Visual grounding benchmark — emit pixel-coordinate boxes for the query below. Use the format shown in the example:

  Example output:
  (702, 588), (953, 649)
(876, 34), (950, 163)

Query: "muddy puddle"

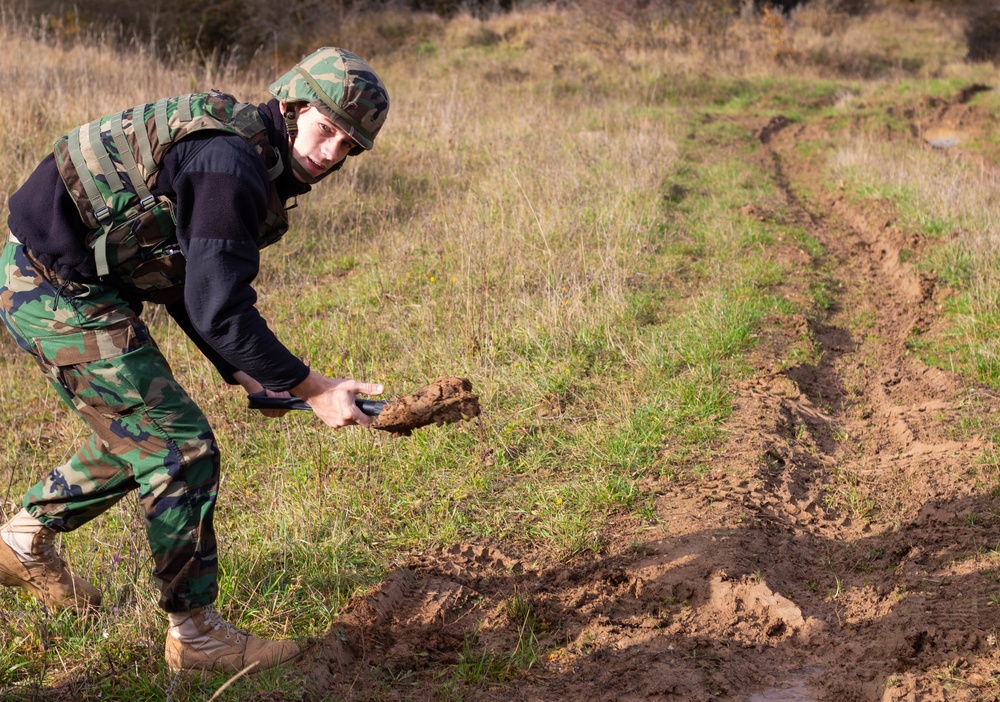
(922, 126), (962, 148)
(748, 666), (824, 701)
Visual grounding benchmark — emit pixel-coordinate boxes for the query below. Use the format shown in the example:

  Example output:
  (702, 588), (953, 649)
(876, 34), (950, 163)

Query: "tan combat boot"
(0, 510), (102, 612)
(165, 605), (300, 675)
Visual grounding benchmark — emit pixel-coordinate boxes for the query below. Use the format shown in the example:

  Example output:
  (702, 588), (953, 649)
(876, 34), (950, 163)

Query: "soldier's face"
(290, 105), (358, 182)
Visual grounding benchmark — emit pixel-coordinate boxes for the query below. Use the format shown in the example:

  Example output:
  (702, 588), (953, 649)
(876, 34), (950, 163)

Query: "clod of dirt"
(372, 376), (480, 436)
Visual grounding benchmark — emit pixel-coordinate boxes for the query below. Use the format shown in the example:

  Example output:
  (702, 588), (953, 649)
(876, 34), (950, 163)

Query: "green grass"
(828, 121), (1000, 396)
(4, 2), (997, 699)
(448, 591), (542, 691)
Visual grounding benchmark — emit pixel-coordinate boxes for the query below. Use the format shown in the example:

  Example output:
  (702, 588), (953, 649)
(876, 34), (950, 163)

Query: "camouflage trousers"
(0, 236), (219, 612)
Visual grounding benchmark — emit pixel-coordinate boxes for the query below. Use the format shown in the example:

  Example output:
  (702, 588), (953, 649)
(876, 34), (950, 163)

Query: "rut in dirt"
(743, 113), (984, 534)
(703, 114), (999, 700)
(301, 109), (1000, 702)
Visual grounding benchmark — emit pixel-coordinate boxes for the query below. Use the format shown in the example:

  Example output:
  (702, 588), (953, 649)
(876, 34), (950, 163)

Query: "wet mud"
(303, 91), (1000, 701)
(373, 376), (480, 436)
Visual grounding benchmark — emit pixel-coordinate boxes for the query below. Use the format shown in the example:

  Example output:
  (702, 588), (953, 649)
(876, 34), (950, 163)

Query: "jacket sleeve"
(160, 133), (311, 391)
(164, 300), (240, 384)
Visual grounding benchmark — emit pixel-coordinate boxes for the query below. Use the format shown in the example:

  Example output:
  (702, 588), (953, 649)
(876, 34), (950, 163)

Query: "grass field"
(2, 2), (1000, 700)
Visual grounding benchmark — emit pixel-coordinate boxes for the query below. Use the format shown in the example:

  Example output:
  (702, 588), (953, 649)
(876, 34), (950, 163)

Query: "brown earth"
(300, 95), (1000, 701)
(373, 376), (480, 437)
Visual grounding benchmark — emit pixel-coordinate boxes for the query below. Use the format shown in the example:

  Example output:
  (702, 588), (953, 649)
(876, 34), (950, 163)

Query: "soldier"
(0, 47), (389, 675)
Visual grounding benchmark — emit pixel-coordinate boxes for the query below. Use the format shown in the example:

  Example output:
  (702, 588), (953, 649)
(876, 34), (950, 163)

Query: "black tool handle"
(247, 392), (385, 416)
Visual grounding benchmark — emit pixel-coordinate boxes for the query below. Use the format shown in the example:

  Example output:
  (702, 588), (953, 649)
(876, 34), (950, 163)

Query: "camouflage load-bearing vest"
(53, 90), (288, 303)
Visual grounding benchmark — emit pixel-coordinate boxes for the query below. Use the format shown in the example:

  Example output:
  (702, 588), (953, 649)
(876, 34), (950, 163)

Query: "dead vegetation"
(3, 2), (1000, 701)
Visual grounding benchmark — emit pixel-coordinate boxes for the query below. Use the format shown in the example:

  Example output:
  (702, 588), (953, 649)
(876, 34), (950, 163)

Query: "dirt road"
(302, 98), (1000, 702)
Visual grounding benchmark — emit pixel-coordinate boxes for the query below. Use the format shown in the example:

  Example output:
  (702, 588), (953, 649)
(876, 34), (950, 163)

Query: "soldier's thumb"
(359, 382), (384, 397)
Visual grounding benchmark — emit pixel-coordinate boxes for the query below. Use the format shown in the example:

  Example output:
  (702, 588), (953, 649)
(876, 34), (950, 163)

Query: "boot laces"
(200, 605), (246, 643)
(32, 530), (64, 569)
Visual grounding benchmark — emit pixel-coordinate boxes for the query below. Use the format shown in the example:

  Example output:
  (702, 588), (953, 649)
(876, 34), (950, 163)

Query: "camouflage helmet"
(269, 47), (389, 153)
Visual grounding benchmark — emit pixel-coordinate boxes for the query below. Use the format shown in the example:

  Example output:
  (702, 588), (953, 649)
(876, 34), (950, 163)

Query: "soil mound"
(373, 376), (480, 436)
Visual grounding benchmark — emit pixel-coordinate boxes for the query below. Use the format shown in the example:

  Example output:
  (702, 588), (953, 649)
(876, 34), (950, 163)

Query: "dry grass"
(828, 116), (1000, 381)
(2, 1), (1000, 699)
(0, 5), (686, 698)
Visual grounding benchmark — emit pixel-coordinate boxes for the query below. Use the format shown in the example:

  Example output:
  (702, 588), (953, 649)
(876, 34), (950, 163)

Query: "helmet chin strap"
(283, 102), (299, 145)
(283, 101), (346, 185)
(291, 156), (321, 185)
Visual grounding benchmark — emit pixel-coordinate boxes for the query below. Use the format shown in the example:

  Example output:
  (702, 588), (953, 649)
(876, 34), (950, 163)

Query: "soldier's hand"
(291, 372), (384, 428)
(233, 371), (291, 418)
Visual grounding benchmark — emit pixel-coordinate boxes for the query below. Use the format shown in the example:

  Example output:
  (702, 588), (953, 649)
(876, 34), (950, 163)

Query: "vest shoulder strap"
(53, 91), (282, 277)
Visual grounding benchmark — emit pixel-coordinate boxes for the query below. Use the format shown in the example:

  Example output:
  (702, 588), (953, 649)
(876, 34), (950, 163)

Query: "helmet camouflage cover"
(269, 47), (389, 152)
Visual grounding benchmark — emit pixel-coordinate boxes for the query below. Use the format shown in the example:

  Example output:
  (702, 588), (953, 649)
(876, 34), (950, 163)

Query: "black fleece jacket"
(7, 98), (314, 392)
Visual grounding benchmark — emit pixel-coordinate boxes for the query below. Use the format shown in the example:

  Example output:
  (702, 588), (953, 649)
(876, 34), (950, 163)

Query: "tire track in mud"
(711, 114), (1000, 700)
(302, 110), (1000, 702)
(745, 114), (986, 536)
